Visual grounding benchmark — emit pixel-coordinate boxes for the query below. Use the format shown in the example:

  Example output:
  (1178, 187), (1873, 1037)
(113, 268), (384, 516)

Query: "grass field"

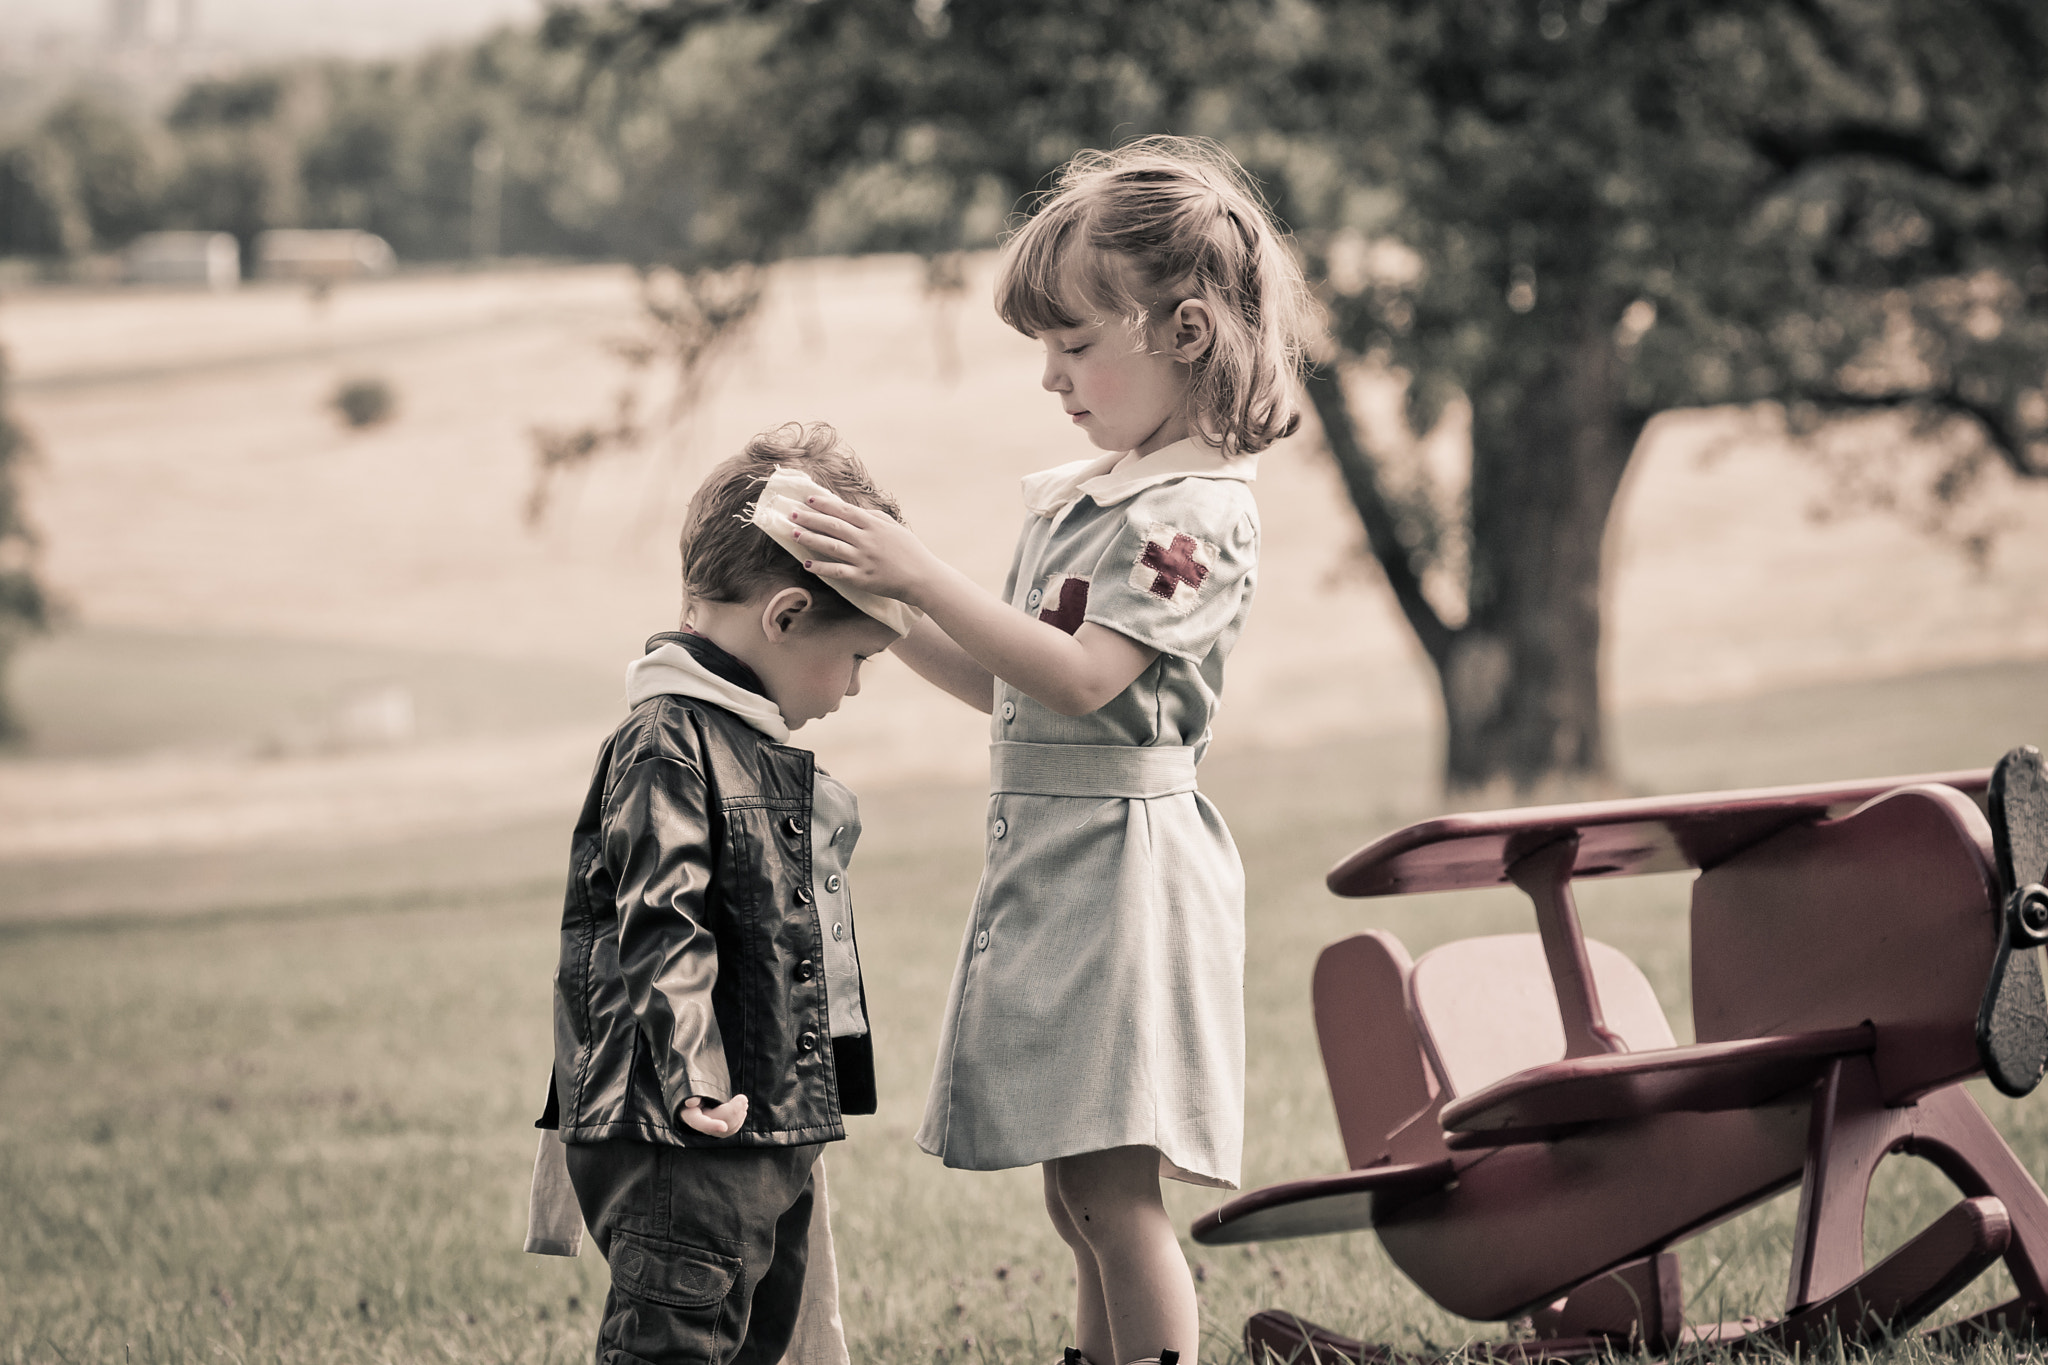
(5, 657), (2048, 1365)
(6, 257), (2048, 1362)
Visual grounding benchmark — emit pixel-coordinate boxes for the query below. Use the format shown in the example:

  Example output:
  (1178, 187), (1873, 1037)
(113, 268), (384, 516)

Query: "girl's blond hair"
(996, 136), (1313, 456)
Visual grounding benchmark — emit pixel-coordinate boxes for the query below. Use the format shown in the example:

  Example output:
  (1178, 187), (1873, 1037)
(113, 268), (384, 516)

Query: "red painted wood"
(1190, 1159), (1458, 1244)
(1326, 770), (1991, 898)
(1312, 933), (1441, 1169)
(1763, 1195), (2010, 1346)
(1438, 1026), (1874, 1146)
(1529, 1254), (1682, 1351)
(1691, 784), (1999, 1102)
(1216, 759), (2048, 1360)
(1408, 936), (1674, 1098)
(1372, 1104), (1812, 1319)
(1508, 836), (1626, 1059)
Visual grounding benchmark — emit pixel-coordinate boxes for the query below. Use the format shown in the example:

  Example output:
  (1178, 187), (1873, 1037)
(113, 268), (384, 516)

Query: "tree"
(1, 91), (163, 260)
(548, 0), (2048, 794)
(1250, 0), (2048, 793)
(0, 344), (53, 740)
(160, 73), (305, 262)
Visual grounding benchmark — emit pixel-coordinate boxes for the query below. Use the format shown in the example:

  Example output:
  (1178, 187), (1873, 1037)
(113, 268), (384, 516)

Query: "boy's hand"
(678, 1093), (749, 1136)
(787, 494), (938, 605)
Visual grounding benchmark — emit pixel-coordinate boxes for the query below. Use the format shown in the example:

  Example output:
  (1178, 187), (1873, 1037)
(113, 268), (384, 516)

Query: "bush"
(330, 375), (396, 429)
(0, 344), (53, 739)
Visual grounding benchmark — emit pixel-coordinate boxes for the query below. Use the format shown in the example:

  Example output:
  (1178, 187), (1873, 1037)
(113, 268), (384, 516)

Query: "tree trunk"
(1450, 321), (1642, 796)
(1307, 319), (1645, 800)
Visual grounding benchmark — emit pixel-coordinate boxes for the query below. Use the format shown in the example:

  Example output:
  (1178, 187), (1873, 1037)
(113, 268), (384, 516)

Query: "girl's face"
(1038, 313), (1192, 457)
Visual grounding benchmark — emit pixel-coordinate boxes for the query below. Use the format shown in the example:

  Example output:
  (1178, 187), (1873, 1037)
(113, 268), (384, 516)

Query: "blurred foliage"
(0, 344), (54, 741)
(532, 0), (1265, 262)
(0, 26), (762, 267)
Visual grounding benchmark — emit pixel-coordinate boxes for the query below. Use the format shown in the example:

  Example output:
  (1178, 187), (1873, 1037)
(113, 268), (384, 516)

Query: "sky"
(1, 0), (546, 58)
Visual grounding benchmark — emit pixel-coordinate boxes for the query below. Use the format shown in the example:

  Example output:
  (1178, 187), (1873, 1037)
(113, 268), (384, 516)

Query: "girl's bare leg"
(1047, 1146), (1198, 1365)
(1043, 1163), (1114, 1364)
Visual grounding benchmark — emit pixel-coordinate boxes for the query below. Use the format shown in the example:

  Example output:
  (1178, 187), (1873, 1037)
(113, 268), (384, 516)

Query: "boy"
(526, 422), (917, 1365)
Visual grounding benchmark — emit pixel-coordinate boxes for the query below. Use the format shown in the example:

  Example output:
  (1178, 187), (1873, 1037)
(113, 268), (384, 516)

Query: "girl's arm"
(791, 496), (1159, 717)
(893, 616), (997, 714)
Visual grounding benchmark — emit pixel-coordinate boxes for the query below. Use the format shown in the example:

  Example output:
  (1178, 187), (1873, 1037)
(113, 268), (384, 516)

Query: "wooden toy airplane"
(1194, 747), (2048, 1361)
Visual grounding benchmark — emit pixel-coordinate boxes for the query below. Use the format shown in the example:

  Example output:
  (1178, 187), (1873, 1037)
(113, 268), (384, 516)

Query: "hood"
(626, 639), (790, 743)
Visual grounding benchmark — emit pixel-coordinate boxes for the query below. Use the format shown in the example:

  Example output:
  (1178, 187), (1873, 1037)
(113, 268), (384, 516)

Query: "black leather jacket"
(540, 677), (876, 1148)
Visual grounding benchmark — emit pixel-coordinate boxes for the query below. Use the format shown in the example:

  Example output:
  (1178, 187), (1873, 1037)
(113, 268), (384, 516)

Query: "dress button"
(1026, 588), (1042, 609)
(992, 817), (1008, 839)
(794, 959), (815, 982)
(782, 814), (806, 837)
(975, 929), (990, 951)
(825, 874), (842, 893)
(1000, 701), (1016, 722)
(832, 921), (845, 941)
(795, 887), (813, 905)
(798, 1031), (817, 1053)
(832, 825), (847, 844)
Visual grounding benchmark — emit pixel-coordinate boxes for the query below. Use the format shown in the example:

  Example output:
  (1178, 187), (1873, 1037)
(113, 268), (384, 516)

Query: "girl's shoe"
(1061, 1351), (1093, 1365)
(1123, 1353), (1180, 1365)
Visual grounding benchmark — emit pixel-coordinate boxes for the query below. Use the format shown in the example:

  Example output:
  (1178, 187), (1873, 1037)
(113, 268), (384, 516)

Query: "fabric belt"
(990, 741), (1198, 800)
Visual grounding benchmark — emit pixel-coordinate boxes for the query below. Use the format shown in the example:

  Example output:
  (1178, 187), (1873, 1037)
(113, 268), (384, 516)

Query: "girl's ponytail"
(997, 136), (1316, 456)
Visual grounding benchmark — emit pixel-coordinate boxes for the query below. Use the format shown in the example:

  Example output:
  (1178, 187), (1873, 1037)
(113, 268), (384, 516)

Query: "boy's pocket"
(599, 1228), (741, 1365)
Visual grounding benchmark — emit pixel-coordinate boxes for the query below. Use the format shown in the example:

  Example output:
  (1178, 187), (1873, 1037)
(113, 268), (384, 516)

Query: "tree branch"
(1795, 385), (2043, 479)
(1747, 124), (1993, 188)
(1302, 364), (1456, 670)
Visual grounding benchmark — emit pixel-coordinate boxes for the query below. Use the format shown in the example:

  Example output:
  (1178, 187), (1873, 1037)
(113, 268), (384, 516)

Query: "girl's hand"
(678, 1093), (748, 1136)
(795, 489), (1158, 716)
(787, 494), (939, 605)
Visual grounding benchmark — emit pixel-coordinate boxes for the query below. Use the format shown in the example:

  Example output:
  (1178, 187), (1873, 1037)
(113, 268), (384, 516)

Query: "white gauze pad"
(748, 468), (923, 638)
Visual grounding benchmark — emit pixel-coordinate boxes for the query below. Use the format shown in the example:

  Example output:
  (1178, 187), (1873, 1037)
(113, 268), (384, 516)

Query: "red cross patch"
(1127, 524), (1215, 613)
(1037, 575), (1090, 635)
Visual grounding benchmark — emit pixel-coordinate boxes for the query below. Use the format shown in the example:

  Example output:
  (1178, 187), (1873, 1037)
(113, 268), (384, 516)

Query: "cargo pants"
(566, 1139), (821, 1365)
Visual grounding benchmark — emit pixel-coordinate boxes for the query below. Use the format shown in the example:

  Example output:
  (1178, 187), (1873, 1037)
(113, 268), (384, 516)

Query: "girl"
(789, 136), (1312, 1365)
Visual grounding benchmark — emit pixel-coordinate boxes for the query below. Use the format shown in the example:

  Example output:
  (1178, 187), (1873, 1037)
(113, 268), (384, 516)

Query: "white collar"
(625, 641), (790, 743)
(1020, 437), (1259, 519)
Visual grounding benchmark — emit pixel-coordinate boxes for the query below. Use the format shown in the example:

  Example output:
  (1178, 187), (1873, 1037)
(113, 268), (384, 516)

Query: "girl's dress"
(915, 437), (1259, 1189)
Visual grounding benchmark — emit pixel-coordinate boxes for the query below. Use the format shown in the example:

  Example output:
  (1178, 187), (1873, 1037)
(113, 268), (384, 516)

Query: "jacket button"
(825, 874), (842, 893)
(795, 886), (813, 905)
(992, 817), (1008, 839)
(1000, 701), (1016, 722)
(975, 929), (990, 951)
(795, 959), (815, 981)
(832, 921), (845, 941)
(798, 1031), (818, 1052)
(783, 815), (806, 837)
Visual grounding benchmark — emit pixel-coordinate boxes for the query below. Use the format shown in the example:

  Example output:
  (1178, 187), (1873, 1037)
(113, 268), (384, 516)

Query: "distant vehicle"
(124, 232), (240, 290)
(254, 230), (397, 282)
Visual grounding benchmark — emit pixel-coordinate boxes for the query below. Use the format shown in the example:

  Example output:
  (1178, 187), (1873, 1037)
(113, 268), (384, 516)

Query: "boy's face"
(756, 608), (900, 729)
